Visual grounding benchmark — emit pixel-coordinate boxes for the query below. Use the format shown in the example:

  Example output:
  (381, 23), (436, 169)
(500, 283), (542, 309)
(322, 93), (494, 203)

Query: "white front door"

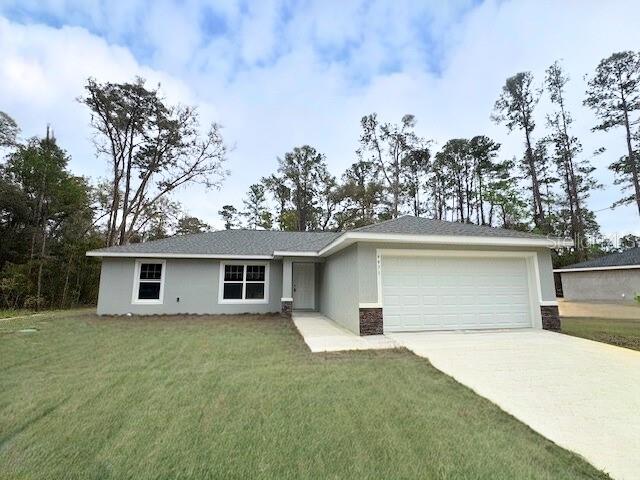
(382, 255), (533, 332)
(293, 263), (315, 310)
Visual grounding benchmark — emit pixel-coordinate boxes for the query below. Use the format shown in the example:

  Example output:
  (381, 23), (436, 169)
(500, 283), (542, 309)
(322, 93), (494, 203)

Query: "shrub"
(23, 295), (46, 310)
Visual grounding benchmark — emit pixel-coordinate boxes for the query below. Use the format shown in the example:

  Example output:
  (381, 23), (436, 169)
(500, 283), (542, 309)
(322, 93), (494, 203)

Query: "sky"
(0, 0), (639, 238)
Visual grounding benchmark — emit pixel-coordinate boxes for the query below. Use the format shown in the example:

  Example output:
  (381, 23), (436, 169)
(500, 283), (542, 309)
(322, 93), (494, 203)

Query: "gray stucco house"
(87, 216), (570, 335)
(555, 247), (640, 303)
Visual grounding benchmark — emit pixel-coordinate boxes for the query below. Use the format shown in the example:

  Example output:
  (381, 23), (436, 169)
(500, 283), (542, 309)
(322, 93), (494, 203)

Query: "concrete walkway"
(292, 312), (397, 352)
(388, 329), (640, 480)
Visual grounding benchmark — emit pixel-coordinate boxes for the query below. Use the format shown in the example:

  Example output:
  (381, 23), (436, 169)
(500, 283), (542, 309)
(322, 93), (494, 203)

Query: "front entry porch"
(280, 258), (321, 315)
(292, 262), (315, 309)
(292, 311), (397, 352)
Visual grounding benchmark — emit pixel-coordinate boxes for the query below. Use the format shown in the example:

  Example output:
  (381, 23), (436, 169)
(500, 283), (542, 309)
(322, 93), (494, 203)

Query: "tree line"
(1, 51), (639, 309)
(222, 53), (640, 265)
(0, 79), (228, 309)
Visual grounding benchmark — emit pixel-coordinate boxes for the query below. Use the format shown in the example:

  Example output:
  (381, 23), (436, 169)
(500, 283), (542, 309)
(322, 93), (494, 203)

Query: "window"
(219, 263), (269, 304)
(132, 260), (165, 304)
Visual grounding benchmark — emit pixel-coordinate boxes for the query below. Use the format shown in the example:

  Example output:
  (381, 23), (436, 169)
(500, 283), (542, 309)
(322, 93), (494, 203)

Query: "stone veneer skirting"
(359, 307), (383, 336)
(357, 306), (560, 333)
(540, 305), (561, 331)
(281, 300), (293, 317)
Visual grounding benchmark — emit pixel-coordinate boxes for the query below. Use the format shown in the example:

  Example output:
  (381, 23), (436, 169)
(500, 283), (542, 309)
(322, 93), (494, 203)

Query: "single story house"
(87, 216), (571, 335)
(555, 247), (640, 302)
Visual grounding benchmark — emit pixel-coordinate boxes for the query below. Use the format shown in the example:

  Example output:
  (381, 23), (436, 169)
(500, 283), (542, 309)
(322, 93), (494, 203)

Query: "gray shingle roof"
(352, 215), (549, 239)
(560, 247), (640, 270)
(90, 230), (340, 256)
(88, 215), (560, 257)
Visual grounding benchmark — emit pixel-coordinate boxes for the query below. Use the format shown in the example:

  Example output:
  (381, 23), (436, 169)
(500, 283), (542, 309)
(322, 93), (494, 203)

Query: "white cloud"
(0, 0), (639, 238)
(0, 17), (205, 182)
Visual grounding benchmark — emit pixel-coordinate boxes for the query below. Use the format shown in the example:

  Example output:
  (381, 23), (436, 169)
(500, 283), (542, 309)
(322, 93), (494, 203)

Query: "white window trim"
(218, 261), (270, 304)
(131, 259), (166, 305)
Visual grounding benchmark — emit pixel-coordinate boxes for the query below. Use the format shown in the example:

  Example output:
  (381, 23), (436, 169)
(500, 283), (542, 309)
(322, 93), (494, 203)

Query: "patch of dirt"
(85, 312), (287, 327)
(559, 300), (640, 320)
(596, 334), (640, 351)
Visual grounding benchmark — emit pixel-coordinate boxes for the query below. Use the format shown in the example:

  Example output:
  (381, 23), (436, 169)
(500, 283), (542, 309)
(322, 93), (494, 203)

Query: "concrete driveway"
(388, 330), (640, 480)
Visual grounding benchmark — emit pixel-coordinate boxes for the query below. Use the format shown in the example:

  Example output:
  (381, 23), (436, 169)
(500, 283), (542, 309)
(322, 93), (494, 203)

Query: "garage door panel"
(418, 276), (439, 287)
(383, 295), (401, 306)
(402, 305), (426, 315)
(493, 294), (518, 305)
(382, 255), (532, 332)
(400, 295), (420, 305)
(456, 276), (476, 287)
(458, 294), (477, 305)
(421, 295), (438, 305)
(385, 274), (402, 288)
(439, 276), (459, 287)
(433, 313), (458, 325)
(402, 275), (419, 288)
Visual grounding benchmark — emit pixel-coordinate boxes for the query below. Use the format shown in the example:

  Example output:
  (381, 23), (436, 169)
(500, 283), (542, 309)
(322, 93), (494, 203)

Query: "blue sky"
(0, 0), (639, 237)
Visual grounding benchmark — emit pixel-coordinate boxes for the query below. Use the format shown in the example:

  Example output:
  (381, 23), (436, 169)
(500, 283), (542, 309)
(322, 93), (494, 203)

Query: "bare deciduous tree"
(81, 77), (228, 245)
(359, 113), (420, 218)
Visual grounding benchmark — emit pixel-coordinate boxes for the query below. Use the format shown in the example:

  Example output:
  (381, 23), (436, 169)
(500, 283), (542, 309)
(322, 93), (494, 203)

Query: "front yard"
(0, 309), (33, 319)
(1, 311), (607, 479)
(561, 316), (640, 351)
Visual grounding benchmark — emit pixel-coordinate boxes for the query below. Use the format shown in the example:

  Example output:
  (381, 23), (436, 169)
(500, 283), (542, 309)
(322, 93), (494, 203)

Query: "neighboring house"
(87, 216), (571, 335)
(555, 247), (640, 303)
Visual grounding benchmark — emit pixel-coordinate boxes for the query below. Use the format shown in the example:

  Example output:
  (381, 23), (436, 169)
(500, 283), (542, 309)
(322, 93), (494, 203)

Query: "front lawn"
(1, 311), (607, 479)
(0, 309), (33, 319)
(561, 316), (640, 351)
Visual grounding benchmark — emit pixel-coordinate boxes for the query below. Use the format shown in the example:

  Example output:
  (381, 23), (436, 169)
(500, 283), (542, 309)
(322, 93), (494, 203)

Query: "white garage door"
(382, 255), (533, 332)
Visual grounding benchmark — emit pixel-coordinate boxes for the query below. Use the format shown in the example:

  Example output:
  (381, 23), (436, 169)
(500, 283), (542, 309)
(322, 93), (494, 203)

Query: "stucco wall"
(561, 269), (640, 302)
(97, 258), (282, 315)
(356, 243), (556, 304)
(318, 244), (359, 333)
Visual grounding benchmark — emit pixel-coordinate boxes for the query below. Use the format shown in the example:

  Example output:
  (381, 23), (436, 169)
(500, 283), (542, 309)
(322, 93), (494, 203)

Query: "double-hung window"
(219, 263), (269, 303)
(132, 259), (165, 304)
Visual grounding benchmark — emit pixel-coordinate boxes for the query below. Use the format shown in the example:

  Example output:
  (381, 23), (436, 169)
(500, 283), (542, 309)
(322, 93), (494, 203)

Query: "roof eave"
(554, 264), (640, 273)
(272, 250), (320, 257)
(85, 251), (274, 259)
(319, 232), (573, 257)
(86, 233), (573, 259)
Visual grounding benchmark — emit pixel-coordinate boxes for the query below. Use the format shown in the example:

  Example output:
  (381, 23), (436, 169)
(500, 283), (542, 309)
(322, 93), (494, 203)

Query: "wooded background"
(1, 52), (639, 310)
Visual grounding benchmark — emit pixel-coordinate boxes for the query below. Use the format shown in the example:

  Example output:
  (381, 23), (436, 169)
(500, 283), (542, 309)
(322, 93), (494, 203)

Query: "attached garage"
(380, 250), (540, 332)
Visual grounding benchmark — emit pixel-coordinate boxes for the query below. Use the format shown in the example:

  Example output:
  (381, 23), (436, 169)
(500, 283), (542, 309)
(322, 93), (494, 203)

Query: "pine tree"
(218, 205), (239, 230)
(584, 51), (640, 215)
(242, 184), (269, 229)
(492, 72), (547, 230)
(546, 61), (600, 258)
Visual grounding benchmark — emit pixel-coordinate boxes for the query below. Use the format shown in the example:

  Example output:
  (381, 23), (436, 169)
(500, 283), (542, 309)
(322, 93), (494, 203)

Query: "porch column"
(281, 258), (293, 316)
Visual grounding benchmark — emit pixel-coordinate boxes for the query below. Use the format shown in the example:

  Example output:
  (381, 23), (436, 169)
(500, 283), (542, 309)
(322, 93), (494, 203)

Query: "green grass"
(562, 316), (640, 351)
(1, 311), (608, 479)
(0, 309), (33, 319)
